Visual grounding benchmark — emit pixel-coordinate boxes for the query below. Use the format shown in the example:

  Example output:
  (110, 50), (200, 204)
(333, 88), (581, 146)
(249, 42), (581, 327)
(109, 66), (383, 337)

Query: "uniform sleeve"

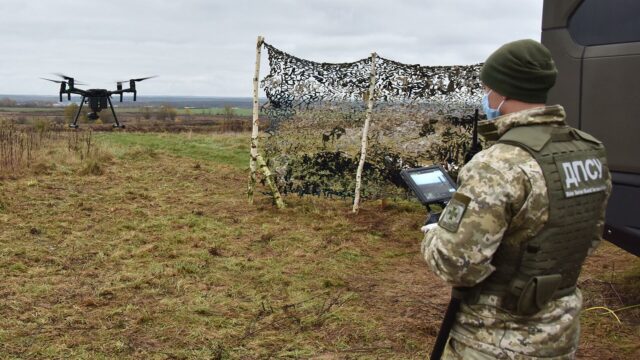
(421, 160), (525, 287)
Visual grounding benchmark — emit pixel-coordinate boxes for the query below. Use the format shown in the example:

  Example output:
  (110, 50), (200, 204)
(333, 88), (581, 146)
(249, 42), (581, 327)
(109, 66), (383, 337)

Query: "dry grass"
(0, 124), (109, 179)
(0, 131), (637, 359)
(577, 243), (640, 359)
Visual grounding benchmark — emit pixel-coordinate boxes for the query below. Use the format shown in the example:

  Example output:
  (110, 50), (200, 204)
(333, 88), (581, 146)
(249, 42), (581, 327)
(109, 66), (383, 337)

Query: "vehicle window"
(568, 0), (640, 46)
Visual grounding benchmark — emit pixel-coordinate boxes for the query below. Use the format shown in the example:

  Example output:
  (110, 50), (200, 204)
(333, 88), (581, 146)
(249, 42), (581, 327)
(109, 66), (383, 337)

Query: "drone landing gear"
(107, 96), (124, 129)
(70, 95), (86, 129)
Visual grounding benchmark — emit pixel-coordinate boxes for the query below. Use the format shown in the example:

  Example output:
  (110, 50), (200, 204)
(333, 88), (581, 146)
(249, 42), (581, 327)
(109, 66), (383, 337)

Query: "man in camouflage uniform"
(422, 39), (611, 359)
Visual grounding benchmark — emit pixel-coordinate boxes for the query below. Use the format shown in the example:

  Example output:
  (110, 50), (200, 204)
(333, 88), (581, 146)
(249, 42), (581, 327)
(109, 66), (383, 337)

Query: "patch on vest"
(438, 192), (471, 233)
(555, 154), (607, 198)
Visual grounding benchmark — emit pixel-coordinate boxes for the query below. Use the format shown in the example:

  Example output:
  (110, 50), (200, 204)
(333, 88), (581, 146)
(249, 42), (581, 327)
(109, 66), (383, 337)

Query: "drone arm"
(109, 89), (127, 102)
(66, 88), (87, 98)
(112, 76), (153, 103)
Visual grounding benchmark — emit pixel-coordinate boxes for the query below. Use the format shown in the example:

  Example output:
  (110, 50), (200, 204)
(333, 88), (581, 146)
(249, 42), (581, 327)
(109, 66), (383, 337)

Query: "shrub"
(79, 159), (103, 176)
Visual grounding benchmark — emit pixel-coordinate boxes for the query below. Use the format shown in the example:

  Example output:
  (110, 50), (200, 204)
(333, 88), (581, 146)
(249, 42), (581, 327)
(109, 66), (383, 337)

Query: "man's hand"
(421, 223), (438, 233)
(420, 222), (438, 255)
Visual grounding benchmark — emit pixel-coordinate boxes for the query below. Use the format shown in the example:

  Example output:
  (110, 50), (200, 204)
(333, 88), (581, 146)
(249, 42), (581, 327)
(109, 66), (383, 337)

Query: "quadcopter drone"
(42, 74), (155, 128)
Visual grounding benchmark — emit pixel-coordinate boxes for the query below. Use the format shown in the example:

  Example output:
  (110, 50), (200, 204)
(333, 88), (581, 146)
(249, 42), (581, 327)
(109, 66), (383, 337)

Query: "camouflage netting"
(260, 43), (486, 199)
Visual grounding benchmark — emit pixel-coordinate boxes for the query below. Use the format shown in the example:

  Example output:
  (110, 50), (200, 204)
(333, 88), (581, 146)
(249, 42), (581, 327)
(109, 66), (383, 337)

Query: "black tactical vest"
(471, 124), (609, 315)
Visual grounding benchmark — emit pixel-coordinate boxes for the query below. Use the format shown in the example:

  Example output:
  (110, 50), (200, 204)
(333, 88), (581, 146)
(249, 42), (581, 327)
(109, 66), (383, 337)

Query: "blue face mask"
(482, 90), (505, 120)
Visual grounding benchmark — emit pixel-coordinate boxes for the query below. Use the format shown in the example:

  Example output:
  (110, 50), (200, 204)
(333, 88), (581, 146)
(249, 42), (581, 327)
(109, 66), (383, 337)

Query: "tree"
(222, 104), (240, 132)
(167, 106), (177, 121)
(63, 103), (87, 123)
(0, 97), (17, 107)
(141, 107), (152, 120)
(181, 108), (192, 123)
(156, 105), (177, 121)
(63, 103), (79, 123)
(223, 104), (235, 120)
(99, 110), (113, 124)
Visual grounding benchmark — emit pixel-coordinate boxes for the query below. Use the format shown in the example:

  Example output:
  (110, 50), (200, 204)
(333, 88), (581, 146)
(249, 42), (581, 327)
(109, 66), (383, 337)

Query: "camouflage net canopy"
(261, 42), (486, 199)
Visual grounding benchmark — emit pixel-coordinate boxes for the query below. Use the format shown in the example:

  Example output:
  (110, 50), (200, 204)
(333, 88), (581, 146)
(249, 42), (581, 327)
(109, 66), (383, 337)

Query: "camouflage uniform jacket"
(422, 105), (611, 359)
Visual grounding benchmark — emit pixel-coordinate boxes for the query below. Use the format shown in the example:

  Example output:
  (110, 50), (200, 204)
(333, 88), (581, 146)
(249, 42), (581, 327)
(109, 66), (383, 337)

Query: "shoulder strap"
(498, 125), (554, 152)
(573, 128), (603, 146)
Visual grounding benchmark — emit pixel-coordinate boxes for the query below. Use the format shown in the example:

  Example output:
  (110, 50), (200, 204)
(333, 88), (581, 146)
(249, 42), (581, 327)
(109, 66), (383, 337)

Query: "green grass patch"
(176, 107), (254, 117)
(95, 132), (249, 168)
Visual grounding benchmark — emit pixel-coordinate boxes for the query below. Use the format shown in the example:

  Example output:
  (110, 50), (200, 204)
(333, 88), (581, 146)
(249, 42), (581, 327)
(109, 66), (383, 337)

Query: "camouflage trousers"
(442, 338), (499, 359)
(441, 337), (577, 360)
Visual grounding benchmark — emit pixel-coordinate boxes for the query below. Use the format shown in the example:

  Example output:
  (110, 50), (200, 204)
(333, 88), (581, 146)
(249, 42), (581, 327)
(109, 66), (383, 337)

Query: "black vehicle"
(542, 0), (640, 255)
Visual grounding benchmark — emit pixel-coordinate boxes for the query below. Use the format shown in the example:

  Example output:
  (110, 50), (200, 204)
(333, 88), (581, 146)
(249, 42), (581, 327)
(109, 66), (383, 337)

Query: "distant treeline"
(0, 95), (261, 109)
(0, 97), (54, 108)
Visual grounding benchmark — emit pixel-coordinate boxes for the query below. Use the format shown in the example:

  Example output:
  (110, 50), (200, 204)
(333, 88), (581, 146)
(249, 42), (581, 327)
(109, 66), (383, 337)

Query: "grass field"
(0, 131), (638, 359)
(174, 108), (253, 117)
(98, 107), (254, 116)
(95, 133), (248, 167)
(0, 107), (56, 113)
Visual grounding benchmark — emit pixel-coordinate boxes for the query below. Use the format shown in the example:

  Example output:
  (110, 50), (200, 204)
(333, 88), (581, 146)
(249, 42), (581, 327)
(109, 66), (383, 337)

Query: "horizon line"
(0, 93), (258, 99)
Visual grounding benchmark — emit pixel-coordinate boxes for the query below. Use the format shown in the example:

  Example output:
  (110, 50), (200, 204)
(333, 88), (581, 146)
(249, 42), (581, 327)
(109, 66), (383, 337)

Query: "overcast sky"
(0, 0), (543, 97)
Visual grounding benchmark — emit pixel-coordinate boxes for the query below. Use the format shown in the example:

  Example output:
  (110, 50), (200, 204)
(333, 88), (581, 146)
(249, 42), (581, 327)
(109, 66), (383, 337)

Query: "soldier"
(422, 39), (611, 359)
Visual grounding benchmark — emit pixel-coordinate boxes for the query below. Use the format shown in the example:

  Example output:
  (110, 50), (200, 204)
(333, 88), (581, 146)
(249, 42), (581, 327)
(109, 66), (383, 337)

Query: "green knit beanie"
(480, 39), (557, 103)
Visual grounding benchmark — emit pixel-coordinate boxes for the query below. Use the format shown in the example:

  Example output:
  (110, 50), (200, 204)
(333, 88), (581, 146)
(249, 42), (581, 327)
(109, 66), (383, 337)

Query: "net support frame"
(248, 35), (285, 209)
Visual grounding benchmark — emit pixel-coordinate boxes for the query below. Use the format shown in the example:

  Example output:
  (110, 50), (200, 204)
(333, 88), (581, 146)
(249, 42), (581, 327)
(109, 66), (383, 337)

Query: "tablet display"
(401, 165), (457, 205)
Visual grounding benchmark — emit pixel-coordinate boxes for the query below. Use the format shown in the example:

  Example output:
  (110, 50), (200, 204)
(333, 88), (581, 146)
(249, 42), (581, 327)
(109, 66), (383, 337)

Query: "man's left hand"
(421, 223), (438, 233)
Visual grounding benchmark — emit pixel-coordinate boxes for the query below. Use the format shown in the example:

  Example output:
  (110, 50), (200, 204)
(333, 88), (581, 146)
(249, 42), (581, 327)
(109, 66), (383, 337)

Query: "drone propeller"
(132, 76), (156, 82)
(54, 73), (74, 81)
(115, 76), (156, 102)
(41, 77), (65, 84)
(116, 76), (157, 84)
(52, 73), (86, 86)
(120, 76), (156, 83)
(42, 78), (69, 101)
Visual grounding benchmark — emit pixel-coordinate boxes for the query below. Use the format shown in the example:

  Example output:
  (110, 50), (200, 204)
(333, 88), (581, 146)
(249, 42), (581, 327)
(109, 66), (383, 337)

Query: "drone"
(41, 74), (155, 128)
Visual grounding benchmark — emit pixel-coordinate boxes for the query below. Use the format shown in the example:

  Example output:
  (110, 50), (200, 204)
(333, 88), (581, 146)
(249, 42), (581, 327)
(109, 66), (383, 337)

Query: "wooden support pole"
(352, 52), (377, 213)
(256, 154), (286, 209)
(248, 35), (264, 204)
(248, 36), (286, 209)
